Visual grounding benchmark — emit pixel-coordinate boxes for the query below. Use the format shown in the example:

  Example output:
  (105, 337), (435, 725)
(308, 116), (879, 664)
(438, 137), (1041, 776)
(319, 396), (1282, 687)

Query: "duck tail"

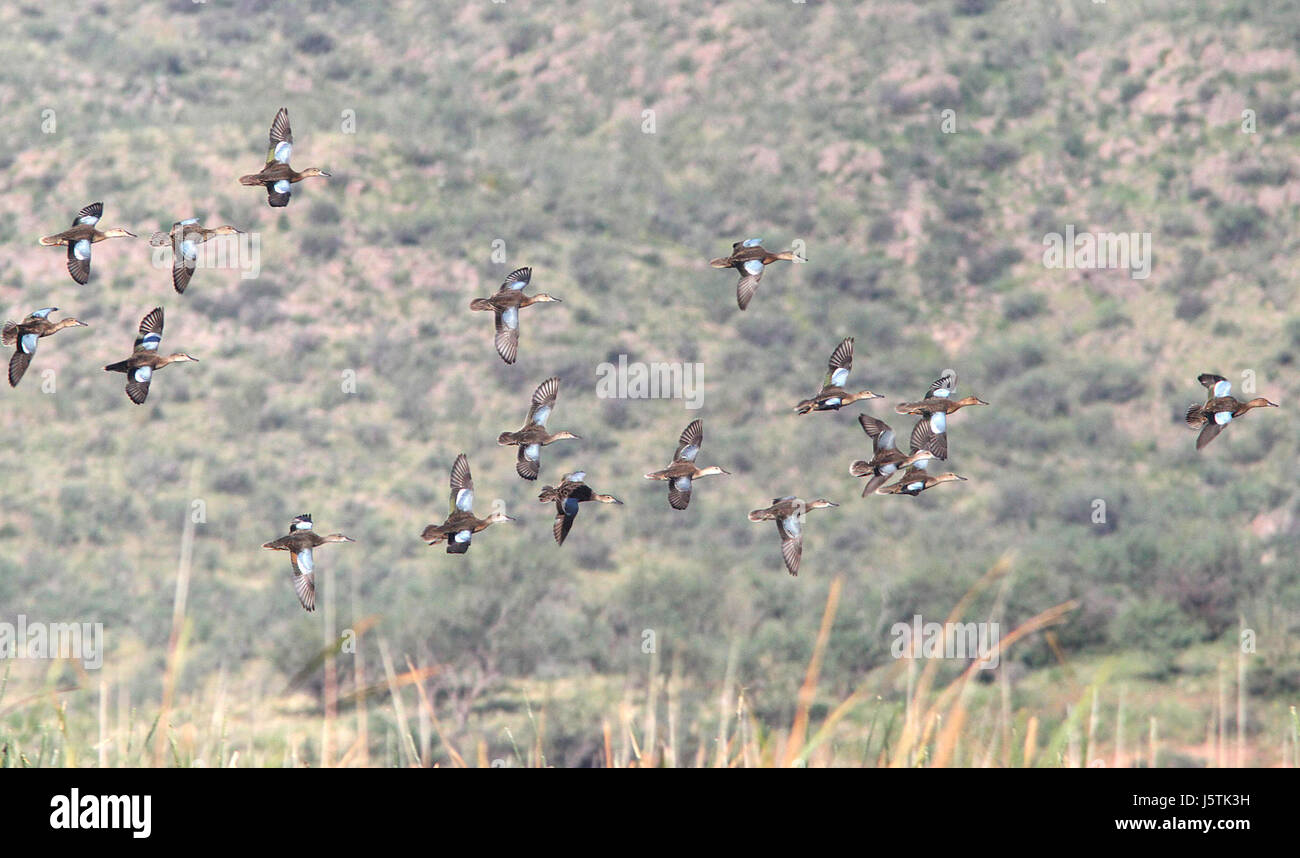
(848, 460), (873, 478)
(238, 174), (265, 187)
(149, 231), (172, 247)
(38, 234), (61, 246)
(1, 322), (17, 347)
(1185, 403), (1206, 427)
(469, 298), (494, 311)
(104, 359), (129, 373)
(747, 509), (768, 522)
(794, 399), (815, 415)
(708, 257), (731, 268)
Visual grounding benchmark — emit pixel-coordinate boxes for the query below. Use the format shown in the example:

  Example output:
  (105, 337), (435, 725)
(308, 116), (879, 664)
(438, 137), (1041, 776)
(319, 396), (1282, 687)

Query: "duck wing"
(8, 342), (34, 387)
(776, 517), (802, 576)
(858, 413), (896, 453)
(735, 259), (765, 311)
(501, 267), (532, 292)
(266, 108), (293, 164)
(926, 369), (957, 399)
(516, 443), (542, 480)
(66, 240), (91, 285)
(553, 496), (579, 545)
(288, 547), (316, 612)
(494, 306), (520, 364)
(135, 307), (164, 351)
(1195, 420), (1225, 450)
(823, 337), (854, 389)
(1197, 373), (1231, 398)
(668, 475), (693, 510)
(448, 453), (474, 514)
(525, 376), (559, 427)
(673, 418), (703, 462)
(909, 415), (947, 461)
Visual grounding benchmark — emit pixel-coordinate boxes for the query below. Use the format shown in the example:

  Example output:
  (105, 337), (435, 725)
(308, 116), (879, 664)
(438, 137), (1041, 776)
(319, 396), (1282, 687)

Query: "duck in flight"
(497, 376), (581, 480)
(2, 308), (87, 387)
(644, 418), (730, 509)
(261, 514), (355, 612)
(149, 219), (244, 293)
(795, 337), (883, 414)
(748, 496), (838, 576)
(1186, 373), (1278, 450)
(239, 108), (331, 207)
(102, 307), (199, 404)
(709, 238), (805, 311)
(469, 267), (561, 364)
(39, 202), (136, 285)
(895, 369), (987, 461)
(421, 454), (515, 553)
(875, 468), (967, 497)
(538, 471), (622, 545)
(849, 414), (935, 496)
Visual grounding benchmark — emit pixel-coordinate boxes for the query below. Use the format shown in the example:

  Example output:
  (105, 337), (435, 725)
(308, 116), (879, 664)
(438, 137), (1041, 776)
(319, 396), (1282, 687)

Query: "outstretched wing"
(8, 337), (35, 387)
(449, 453), (474, 514)
(288, 548), (316, 612)
(526, 376), (560, 427)
(125, 365), (153, 405)
(673, 418), (703, 462)
(858, 414), (896, 453)
(67, 240), (91, 285)
(823, 337), (854, 388)
(517, 443), (542, 480)
(927, 369), (957, 399)
(266, 108), (293, 164)
(500, 267), (532, 293)
(494, 307), (520, 364)
(777, 518), (803, 576)
(1196, 421), (1225, 450)
(668, 475), (693, 510)
(553, 496), (579, 545)
(172, 234), (200, 293)
(135, 307), (164, 351)
(736, 259), (765, 310)
(73, 202), (103, 226)
(1197, 373), (1231, 398)
(910, 415), (948, 461)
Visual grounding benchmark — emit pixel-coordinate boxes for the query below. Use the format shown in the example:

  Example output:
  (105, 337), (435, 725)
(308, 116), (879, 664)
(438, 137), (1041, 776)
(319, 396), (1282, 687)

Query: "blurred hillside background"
(1, 0), (1298, 767)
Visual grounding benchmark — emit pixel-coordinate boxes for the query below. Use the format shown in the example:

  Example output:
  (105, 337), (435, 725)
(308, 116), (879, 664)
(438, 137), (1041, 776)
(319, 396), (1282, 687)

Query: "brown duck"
(895, 369), (988, 461)
(875, 468), (967, 497)
(795, 337), (883, 414)
(239, 108), (330, 207)
(497, 376), (581, 479)
(103, 308), (199, 404)
(849, 414), (936, 496)
(644, 418), (730, 509)
(1185, 373), (1278, 450)
(421, 454), (514, 553)
(469, 267), (561, 364)
(149, 219), (244, 293)
(261, 514), (355, 612)
(537, 471), (622, 546)
(710, 238), (804, 310)
(39, 202), (136, 285)
(2, 308), (87, 388)
(747, 496), (838, 576)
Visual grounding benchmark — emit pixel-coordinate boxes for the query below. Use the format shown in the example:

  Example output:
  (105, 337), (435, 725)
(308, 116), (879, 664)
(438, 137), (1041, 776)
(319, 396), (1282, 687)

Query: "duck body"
(39, 203), (137, 284)
(644, 419), (729, 509)
(2, 308), (87, 387)
(469, 267), (561, 364)
(239, 108), (330, 207)
(497, 377), (580, 479)
(421, 454), (514, 553)
(538, 471), (622, 545)
(876, 468), (967, 497)
(102, 307), (199, 404)
(747, 496), (838, 576)
(1186, 373), (1278, 449)
(710, 238), (804, 310)
(149, 219), (243, 293)
(261, 514), (355, 612)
